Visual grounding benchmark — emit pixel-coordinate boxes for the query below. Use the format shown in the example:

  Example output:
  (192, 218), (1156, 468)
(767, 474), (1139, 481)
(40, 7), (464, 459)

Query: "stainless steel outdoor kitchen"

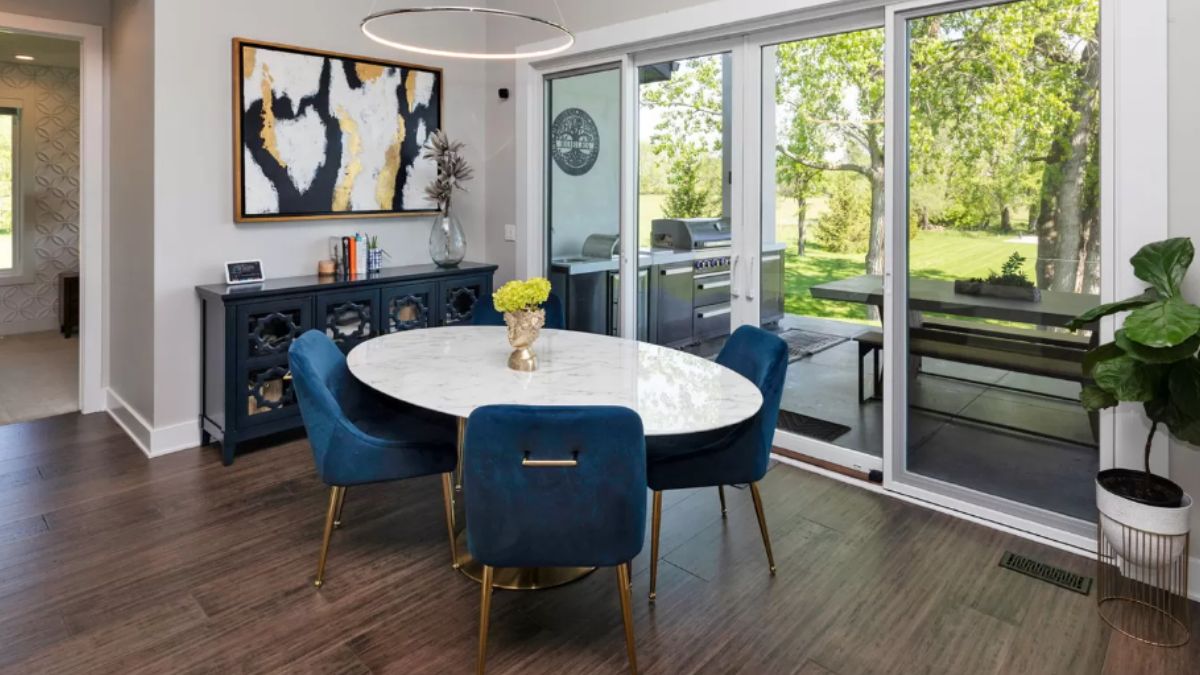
(549, 218), (785, 347)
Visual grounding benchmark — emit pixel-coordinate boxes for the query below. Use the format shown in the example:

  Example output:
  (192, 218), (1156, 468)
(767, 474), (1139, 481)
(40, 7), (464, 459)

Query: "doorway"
(0, 23), (95, 424)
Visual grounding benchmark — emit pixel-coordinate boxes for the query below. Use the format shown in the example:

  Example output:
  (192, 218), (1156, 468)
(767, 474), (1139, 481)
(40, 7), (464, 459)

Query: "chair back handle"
(521, 452), (578, 468)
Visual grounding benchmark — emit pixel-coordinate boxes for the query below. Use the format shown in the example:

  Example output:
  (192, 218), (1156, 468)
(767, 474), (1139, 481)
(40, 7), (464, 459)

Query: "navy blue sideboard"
(196, 262), (496, 465)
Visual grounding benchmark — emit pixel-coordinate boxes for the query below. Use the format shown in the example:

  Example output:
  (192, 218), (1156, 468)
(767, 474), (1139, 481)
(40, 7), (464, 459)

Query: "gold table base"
(452, 531), (595, 590)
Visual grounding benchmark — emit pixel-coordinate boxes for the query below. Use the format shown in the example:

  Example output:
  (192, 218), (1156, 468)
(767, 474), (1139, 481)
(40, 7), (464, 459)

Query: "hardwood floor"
(0, 412), (1196, 674)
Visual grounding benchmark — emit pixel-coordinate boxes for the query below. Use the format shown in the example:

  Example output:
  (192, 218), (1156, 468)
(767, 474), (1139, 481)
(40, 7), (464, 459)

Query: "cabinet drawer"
(237, 296), (313, 362)
(694, 303), (731, 341)
(381, 282), (437, 332)
(693, 272), (731, 308)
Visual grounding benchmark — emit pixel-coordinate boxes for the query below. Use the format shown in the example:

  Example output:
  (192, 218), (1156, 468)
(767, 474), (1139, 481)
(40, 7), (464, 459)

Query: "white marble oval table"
(347, 326), (763, 589)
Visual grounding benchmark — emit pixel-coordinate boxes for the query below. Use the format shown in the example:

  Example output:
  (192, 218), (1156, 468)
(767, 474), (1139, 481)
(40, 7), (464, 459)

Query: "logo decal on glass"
(550, 108), (600, 176)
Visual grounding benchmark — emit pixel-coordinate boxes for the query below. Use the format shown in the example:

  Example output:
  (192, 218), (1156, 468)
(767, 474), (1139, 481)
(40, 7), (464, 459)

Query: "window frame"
(0, 101), (29, 285)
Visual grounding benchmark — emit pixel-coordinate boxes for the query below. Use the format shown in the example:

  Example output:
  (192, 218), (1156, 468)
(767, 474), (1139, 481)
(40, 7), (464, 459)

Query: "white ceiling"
(0, 31), (80, 69)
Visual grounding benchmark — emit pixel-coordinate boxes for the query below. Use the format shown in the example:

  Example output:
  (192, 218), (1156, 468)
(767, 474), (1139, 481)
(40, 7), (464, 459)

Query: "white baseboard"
(773, 453), (1200, 602)
(0, 316), (60, 336)
(105, 388), (201, 458)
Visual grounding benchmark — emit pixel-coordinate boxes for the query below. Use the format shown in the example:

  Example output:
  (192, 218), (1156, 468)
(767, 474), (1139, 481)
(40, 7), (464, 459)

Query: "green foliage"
(1071, 238), (1200, 472)
(661, 146), (716, 219)
(813, 175), (869, 253)
(966, 252), (1035, 288)
(492, 277), (552, 314)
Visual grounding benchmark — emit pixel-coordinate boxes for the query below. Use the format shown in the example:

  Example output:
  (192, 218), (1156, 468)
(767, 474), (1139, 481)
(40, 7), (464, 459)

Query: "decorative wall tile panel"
(0, 64), (80, 331)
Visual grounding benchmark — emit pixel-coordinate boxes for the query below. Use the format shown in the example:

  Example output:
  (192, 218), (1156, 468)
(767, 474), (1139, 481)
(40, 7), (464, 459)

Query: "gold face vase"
(504, 308), (545, 372)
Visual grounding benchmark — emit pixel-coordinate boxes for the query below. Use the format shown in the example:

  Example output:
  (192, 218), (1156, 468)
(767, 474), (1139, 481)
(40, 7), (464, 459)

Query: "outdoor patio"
(773, 315), (1097, 522)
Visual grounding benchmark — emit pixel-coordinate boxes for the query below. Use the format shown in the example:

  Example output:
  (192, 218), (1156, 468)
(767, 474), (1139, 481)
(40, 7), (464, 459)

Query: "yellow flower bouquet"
(492, 277), (553, 372)
(492, 277), (552, 313)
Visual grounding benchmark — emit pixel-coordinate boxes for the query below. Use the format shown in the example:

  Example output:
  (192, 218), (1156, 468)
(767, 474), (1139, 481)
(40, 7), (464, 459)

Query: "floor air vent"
(998, 551), (1092, 595)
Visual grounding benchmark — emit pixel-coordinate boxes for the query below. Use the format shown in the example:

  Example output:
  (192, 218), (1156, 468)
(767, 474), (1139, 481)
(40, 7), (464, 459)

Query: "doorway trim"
(0, 12), (105, 415)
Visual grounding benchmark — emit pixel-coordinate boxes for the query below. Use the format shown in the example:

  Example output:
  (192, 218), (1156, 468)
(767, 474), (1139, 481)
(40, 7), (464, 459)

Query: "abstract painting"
(233, 39), (442, 222)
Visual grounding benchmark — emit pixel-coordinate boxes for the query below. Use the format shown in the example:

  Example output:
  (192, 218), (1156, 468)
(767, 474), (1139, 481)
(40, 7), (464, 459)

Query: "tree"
(773, 32), (886, 276)
(662, 144), (715, 218)
(641, 55), (725, 220)
(910, 0), (1100, 292)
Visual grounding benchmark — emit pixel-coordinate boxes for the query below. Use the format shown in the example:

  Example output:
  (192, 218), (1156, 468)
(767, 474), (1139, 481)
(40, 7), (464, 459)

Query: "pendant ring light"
(361, 6), (574, 60)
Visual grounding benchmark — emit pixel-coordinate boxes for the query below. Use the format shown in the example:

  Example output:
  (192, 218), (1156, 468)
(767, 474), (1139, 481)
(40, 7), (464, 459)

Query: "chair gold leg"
(477, 565), (494, 675)
(718, 485), (727, 518)
(750, 482), (776, 575)
(616, 562), (639, 674)
(441, 472), (460, 569)
(455, 417), (467, 492)
(649, 491), (662, 602)
(314, 486), (344, 588)
(333, 487), (348, 529)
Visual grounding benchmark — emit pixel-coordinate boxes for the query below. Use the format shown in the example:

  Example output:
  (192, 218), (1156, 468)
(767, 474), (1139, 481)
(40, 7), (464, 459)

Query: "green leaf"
(1082, 342), (1125, 377)
(1168, 358), (1200, 414)
(1066, 289), (1158, 331)
(1131, 237), (1194, 297)
(1079, 385), (1117, 411)
(1123, 299), (1200, 348)
(1167, 416), (1200, 446)
(1114, 330), (1200, 364)
(1092, 356), (1161, 402)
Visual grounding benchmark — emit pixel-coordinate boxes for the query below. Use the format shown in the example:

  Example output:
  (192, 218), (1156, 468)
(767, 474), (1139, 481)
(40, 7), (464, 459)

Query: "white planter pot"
(1096, 478), (1192, 569)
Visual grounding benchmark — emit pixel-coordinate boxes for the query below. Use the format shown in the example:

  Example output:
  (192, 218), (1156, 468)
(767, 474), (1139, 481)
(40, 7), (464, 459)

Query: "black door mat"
(777, 410), (851, 442)
(999, 551), (1092, 595)
(779, 329), (848, 362)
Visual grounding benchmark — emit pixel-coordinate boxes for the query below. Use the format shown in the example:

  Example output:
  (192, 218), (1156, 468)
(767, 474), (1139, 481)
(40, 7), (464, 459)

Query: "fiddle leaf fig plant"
(1070, 238), (1200, 491)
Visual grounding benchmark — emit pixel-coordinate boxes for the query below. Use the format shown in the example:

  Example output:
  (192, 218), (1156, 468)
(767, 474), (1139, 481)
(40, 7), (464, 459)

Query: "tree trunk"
(1049, 41), (1100, 293)
(865, 170), (885, 277)
(1000, 205), (1012, 233)
(919, 206), (931, 231)
(863, 169), (885, 323)
(1077, 210), (1101, 294)
(796, 197), (807, 256)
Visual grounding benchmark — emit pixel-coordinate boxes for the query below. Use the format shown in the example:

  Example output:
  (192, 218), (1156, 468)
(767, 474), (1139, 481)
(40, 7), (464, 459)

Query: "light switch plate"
(504, 224), (517, 242)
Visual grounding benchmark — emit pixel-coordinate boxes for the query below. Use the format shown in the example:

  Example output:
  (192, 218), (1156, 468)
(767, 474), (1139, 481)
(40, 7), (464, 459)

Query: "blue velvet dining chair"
(470, 291), (565, 330)
(645, 325), (788, 602)
(288, 330), (459, 588)
(464, 404), (646, 675)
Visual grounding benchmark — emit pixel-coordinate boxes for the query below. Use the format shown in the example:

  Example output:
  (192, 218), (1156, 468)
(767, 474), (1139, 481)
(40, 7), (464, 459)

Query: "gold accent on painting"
(242, 46), (257, 80)
(406, 70), (419, 112)
(356, 62), (386, 83)
(259, 64), (286, 168)
(332, 106), (363, 212)
(375, 115), (406, 209)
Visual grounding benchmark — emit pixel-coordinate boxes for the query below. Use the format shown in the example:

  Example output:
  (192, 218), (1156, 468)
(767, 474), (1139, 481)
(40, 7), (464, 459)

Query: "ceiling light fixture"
(360, 6), (574, 61)
(14, 54), (35, 61)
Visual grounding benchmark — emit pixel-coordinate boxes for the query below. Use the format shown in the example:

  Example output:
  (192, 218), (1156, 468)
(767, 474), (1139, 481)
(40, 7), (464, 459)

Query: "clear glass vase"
(429, 207), (466, 268)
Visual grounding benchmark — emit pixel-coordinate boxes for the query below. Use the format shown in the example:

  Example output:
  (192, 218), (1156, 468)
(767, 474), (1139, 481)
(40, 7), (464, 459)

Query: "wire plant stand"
(1096, 517), (1191, 647)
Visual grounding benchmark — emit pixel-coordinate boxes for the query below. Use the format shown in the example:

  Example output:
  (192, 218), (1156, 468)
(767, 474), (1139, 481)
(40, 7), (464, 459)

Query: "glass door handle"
(747, 257), (756, 301)
(731, 255), (741, 298)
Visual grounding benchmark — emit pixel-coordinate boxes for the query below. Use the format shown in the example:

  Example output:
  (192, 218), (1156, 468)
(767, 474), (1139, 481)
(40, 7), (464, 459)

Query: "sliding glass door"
(887, 0), (1102, 541)
(757, 21), (887, 473)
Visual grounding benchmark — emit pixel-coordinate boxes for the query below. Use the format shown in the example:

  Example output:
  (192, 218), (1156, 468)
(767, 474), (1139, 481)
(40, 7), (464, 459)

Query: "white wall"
(1167, 0), (1200, 548)
(0, 0), (110, 28)
(109, 0), (154, 419)
(149, 0), (489, 435)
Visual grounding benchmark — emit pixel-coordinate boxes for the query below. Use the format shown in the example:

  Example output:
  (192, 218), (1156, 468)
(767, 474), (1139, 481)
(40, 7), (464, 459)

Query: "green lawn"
(778, 230), (1037, 323)
(636, 193), (1035, 323)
